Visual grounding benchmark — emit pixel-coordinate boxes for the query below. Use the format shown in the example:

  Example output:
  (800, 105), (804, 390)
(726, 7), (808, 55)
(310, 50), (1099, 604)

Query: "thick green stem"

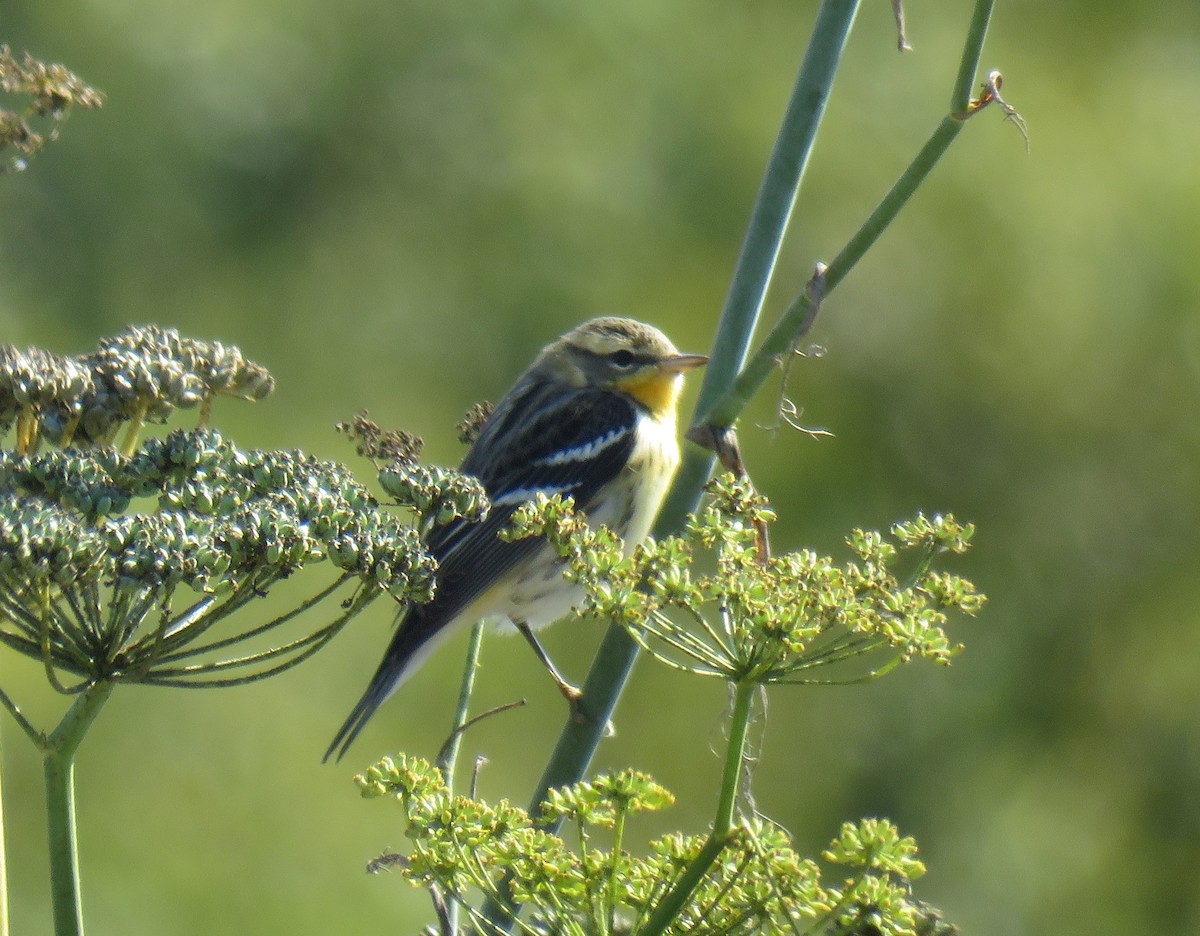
(43, 680), (114, 936)
(697, 0), (864, 410)
(526, 0), (862, 825)
(952, 0), (995, 114)
(638, 681), (756, 936)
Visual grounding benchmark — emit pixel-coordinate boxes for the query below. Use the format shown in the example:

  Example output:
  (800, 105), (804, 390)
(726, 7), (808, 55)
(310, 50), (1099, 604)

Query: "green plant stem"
(952, 0), (995, 114)
(0, 685), (40, 750)
(440, 619), (486, 788)
(525, 0), (862, 823)
(703, 0), (997, 430)
(0, 731), (8, 936)
(43, 680), (114, 936)
(439, 619), (486, 936)
(703, 116), (963, 429)
(700, 0), (864, 402)
(638, 681), (756, 936)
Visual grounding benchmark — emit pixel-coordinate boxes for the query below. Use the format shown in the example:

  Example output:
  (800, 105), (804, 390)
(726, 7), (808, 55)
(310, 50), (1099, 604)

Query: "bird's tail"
(322, 606), (453, 763)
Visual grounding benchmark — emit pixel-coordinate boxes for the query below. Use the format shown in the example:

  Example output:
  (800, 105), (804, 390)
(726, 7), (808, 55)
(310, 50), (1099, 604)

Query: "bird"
(324, 317), (707, 762)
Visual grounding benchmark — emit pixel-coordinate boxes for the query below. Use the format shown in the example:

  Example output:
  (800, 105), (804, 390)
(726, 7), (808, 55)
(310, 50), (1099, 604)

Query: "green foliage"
(358, 755), (950, 936)
(506, 475), (983, 687)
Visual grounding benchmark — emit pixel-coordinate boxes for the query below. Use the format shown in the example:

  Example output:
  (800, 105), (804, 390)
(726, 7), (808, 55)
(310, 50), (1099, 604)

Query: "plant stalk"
(526, 0), (863, 822)
(43, 680), (114, 936)
(440, 619), (486, 788)
(0, 731), (8, 936)
(638, 681), (756, 936)
(439, 619), (486, 935)
(702, 0), (999, 430)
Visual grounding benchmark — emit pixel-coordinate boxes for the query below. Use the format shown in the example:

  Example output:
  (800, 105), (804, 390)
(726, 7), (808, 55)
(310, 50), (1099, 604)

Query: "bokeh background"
(3, 1), (1199, 933)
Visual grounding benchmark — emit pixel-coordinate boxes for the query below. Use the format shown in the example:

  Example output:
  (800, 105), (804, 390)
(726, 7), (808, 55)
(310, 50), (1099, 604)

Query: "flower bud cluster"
(508, 474), (984, 685)
(0, 331), (462, 689)
(379, 461), (489, 527)
(358, 751), (947, 934)
(1, 45), (104, 171)
(1, 325), (274, 450)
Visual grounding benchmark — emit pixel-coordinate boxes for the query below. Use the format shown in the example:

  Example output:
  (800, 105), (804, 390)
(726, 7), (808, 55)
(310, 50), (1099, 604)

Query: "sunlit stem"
(439, 619), (486, 935)
(118, 400), (148, 458)
(43, 680), (114, 936)
(638, 680), (756, 936)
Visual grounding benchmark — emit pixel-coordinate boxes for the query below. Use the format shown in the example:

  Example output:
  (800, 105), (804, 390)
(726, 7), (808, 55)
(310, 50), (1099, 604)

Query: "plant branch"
(952, 0), (995, 115)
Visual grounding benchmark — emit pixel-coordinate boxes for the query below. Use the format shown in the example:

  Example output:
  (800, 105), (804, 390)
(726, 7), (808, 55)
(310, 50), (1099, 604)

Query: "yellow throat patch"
(617, 370), (683, 418)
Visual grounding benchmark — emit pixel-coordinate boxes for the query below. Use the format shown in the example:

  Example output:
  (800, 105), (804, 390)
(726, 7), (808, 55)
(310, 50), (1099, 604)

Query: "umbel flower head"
(0, 329), (484, 695)
(0, 324), (276, 453)
(506, 473), (984, 687)
(357, 754), (954, 936)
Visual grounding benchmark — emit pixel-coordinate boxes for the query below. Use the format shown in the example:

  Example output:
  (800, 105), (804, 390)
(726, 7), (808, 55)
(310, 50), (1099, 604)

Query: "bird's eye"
(607, 349), (637, 368)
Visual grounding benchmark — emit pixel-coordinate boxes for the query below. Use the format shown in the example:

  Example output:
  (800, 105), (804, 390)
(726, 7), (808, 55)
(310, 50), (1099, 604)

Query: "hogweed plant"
(0, 327), (484, 936)
(356, 476), (982, 934)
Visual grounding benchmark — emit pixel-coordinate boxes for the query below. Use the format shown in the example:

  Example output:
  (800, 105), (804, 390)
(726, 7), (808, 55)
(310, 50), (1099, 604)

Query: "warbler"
(325, 317), (706, 762)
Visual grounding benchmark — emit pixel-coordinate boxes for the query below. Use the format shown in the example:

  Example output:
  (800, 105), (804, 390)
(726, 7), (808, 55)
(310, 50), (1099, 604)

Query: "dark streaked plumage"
(324, 318), (705, 762)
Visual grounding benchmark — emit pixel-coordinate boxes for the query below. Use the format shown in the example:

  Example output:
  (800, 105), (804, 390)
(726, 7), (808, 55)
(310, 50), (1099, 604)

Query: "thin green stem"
(43, 680), (115, 936)
(0, 684), (45, 747)
(0, 725), (9, 936)
(439, 619), (486, 936)
(704, 115), (963, 430)
(607, 804), (628, 934)
(713, 681), (755, 837)
(154, 574), (354, 662)
(439, 619), (486, 788)
(703, 0), (998, 431)
(117, 401), (148, 458)
(638, 680), (756, 936)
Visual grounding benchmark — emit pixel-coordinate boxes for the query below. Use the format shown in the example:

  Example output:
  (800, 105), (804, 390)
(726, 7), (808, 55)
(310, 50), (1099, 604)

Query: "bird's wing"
(421, 386), (640, 621)
(323, 388), (640, 763)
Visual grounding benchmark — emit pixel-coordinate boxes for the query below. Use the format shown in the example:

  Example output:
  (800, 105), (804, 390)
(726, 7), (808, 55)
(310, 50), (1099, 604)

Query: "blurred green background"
(4, 1), (1200, 933)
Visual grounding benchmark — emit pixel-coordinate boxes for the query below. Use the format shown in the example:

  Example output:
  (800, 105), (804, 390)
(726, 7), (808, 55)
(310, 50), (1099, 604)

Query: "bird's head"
(537, 317), (708, 418)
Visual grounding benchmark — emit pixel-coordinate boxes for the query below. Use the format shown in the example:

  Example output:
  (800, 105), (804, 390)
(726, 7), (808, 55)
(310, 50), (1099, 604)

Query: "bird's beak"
(659, 353), (709, 373)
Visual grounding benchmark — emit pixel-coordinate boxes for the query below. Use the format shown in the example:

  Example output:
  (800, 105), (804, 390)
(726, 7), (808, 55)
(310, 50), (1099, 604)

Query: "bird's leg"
(515, 621), (585, 713)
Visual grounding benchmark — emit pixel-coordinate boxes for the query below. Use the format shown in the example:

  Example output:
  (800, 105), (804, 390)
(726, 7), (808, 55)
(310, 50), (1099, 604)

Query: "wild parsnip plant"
(358, 478), (982, 934)
(0, 327), (485, 936)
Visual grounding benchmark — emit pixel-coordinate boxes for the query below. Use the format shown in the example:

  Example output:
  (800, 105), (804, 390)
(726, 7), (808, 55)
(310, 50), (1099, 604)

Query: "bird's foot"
(559, 683), (614, 736)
